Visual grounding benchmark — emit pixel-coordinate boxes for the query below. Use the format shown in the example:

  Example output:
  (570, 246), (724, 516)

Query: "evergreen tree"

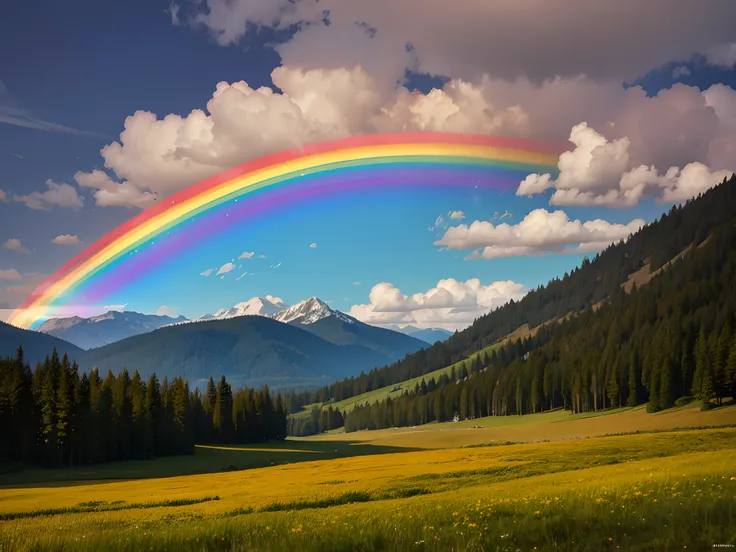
(659, 358), (675, 410)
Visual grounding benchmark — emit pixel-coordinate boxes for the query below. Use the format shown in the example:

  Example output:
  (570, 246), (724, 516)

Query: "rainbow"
(9, 132), (562, 329)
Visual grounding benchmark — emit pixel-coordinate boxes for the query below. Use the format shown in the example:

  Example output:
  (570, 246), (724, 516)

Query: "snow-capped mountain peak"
(272, 297), (356, 325)
(195, 296), (288, 322)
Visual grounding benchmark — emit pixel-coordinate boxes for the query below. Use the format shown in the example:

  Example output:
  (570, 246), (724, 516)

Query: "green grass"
(294, 342), (506, 418)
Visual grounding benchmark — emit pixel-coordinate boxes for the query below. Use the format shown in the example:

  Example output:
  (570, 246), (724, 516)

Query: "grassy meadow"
(295, 342), (507, 418)
(1, 403), (735, 550)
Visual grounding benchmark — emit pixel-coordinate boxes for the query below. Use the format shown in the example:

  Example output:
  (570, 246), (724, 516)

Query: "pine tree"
(726, 334), (736, 399)
(55, 353), (72, 465)
(659, 358), (675, 410)
(40, 350), (58, 464)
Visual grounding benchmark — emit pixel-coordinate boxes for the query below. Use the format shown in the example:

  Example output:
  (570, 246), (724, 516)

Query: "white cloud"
(705, 43), (736, 68)
(200, 268), (215, 277)
(69, 60), (736, 206)
(156, 305), (180, 317)
(436, 209), (644, 259)
(13, 179), (84, 210)
(672, 66), (691, 79)
(0, 269), (21, 281)
(74, 170), (156, 209)
(265, 295), (284, 304)
(271, 262), (282, 269)
(3, 238), (30, 255)
(179, 1), (736, 85)
(51, 234), (81, 245)
(448, 210), (465, 220)
(216, 262), (236, 275)
(348, 278), (528, 331)
(238, 251), (254, 259)
(353, 281), (361, 286)
(519, 122), (734, 207)
(235, 272), (248, 281)
(103, 304), (128, 312)
(309, 242), (317, 248)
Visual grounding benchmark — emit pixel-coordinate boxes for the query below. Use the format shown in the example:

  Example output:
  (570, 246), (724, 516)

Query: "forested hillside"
(344, 217), (736, 430)
(287, 175), (736, 424)
(0, 348), (287, 467)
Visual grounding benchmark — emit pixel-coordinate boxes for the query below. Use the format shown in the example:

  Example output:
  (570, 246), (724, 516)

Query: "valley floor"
(1, 404), (735, 551)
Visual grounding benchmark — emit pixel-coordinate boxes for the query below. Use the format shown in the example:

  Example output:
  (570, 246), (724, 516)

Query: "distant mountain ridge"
(6, 295), (428, 387)
(38, 310), (187, 350)
(383, 325), (454, 344)
(0, 321), (82, 367)
(196, 296), (288, 321)
(73, 315), (414, 387)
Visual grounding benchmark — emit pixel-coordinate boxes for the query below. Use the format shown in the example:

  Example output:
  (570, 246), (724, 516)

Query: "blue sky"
(1, 0), (735, 329)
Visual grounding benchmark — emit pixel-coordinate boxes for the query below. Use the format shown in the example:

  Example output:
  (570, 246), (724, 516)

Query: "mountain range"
(383, 325), (454, 344)
(38, 310), (187, 350)
(1, 297), (429, 387)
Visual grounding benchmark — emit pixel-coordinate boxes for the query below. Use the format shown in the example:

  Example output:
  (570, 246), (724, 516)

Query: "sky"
(1, 0), (736, 330)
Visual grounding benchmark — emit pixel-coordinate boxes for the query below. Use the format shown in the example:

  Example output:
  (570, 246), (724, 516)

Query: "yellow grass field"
(306, 403), (736, 448)
(1, 404), (735, 551)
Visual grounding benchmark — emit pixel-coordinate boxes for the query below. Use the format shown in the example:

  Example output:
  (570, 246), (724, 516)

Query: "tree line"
(343, 218), (736, 432)
(0, 350), (287, 467)
(288, 405), (345, 437)
(284, 175), (736, 414)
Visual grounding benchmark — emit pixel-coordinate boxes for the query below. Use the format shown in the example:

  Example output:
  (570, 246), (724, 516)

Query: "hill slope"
(0, 321), (82, 366)
(76, 315), (396, 386)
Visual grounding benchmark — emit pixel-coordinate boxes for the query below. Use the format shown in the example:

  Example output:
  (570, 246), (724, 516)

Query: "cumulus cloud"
(156, 305), (180, 317)
(3, 238), (30, 255)
(518, 122), (734, 206)
(179, 1), (736, 85)
(70, 61), (736, 206)
(238, 251), (254, 259)
(449, 210), (465, 220)
(436, 209), (644, 260)
(216, 262), (236, 276)
(348, 278), (528, 331)
(309, 243), (317, 248)
(51, 234), (81, 245)
(13, 179), (83, 210)
(74, 170), (156, 209)
(200, 268), (215, 277)
(0, 269), (21, 281)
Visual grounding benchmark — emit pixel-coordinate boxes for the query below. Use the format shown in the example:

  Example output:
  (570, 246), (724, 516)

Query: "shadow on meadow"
(0, 439), (418, 489)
